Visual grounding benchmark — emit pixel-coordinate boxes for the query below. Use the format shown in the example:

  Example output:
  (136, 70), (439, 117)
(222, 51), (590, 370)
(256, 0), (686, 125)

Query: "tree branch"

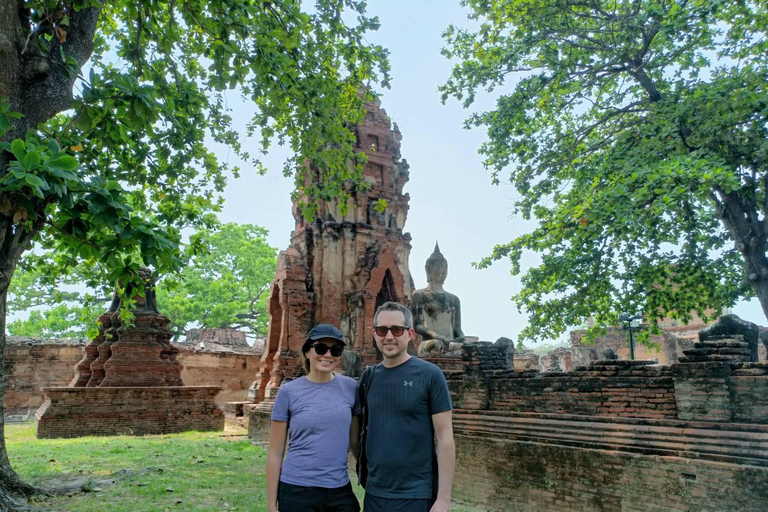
(18, 5), (101, 131)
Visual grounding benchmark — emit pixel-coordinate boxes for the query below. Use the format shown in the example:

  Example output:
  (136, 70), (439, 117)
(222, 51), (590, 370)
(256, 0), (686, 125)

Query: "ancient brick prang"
(4, 338), (263, 421)
(70, 269), (183, 388)
(250, 97), (413, 403)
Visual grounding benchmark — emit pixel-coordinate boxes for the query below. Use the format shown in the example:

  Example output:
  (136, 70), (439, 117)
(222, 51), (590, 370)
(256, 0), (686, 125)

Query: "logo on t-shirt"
(404, 381), (413, 386)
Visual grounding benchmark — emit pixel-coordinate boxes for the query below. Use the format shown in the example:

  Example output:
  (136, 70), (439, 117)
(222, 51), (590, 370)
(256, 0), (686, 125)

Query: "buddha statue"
(412, 243), (465, 356)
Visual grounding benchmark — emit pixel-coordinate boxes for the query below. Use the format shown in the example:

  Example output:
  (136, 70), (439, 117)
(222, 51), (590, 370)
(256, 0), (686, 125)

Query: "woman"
(267, 323), (361, 512)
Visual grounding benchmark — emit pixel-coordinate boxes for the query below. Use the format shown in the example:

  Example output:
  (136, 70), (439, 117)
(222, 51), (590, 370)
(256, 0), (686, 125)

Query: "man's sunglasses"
(311, 343), (344, 357)
(374, 326), (408, 337)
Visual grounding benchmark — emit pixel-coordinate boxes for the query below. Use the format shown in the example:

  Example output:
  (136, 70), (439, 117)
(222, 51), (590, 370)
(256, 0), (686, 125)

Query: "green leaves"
(449, 0), (767, 341)
(1, 0), (389, 314)
(9, 223), (277, 341)
(156, 223), (278, 340)
(47, 155), (78, 172)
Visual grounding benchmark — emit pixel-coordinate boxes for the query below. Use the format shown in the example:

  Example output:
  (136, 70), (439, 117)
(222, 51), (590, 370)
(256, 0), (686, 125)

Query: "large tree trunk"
(0, 0), (99, 503)
(0, 288), (37, 512)
(0, 0), (103, 507)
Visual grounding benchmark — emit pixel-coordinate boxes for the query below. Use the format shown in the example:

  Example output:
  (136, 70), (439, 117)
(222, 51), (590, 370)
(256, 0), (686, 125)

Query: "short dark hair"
(374, 301), (413, 328)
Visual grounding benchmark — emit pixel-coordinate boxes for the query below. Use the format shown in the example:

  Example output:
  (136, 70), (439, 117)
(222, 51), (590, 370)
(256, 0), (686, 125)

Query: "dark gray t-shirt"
(271, 375), (361, 488)
(364, 357), (452, 499)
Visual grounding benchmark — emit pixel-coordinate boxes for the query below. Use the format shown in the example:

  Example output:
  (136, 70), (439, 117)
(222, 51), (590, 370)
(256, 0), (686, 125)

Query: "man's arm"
(430, 410), (455, 512)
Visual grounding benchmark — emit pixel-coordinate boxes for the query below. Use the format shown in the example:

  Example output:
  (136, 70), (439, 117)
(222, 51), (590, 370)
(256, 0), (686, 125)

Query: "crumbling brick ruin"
(4, 334), (262, 422)
(35, 270), (224, 438)
(248, 97), (413, 406)
(446, 330), (768, 511)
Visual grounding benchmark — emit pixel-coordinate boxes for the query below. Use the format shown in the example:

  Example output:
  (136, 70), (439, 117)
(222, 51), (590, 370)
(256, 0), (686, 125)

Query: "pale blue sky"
(216, 0), (765, 343)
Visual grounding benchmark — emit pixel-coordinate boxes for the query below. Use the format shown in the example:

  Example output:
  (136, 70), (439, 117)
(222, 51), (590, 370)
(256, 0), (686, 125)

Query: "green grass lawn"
(6, 423), (475, 512)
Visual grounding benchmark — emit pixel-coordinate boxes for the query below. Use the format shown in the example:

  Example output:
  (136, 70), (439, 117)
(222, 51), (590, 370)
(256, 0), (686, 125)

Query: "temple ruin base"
(453, 411), (768, 512)
(35, 386), (223, 438)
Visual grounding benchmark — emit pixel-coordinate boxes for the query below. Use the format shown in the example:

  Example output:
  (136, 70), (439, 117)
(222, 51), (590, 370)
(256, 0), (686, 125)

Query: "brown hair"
(374, 301), (413, 328)
(299, 339), (313, 374)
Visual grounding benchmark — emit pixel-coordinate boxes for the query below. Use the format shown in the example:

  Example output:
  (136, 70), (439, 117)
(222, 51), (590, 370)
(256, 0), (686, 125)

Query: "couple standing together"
(266, 301), (456, 512)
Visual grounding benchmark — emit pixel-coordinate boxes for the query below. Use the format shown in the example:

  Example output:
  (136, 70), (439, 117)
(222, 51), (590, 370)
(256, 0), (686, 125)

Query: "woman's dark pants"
(278, 481), (360, 512)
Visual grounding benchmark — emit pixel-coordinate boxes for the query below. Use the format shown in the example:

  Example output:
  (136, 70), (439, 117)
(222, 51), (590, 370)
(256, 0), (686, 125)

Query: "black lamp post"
(618, 312), (644, 361)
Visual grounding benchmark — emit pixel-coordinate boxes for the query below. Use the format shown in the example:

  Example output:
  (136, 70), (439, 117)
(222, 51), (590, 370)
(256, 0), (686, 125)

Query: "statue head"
(425, 242), (448, 285)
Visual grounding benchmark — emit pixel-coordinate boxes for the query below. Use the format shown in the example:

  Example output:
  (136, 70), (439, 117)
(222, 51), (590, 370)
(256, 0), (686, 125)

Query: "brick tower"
(249, 97), (413, 404)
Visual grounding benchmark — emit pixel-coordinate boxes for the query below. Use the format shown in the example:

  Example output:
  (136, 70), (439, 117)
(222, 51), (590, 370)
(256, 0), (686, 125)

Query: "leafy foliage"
(0, 0), (388, 501)
(442, 0), (768, 341)
(9, 223), (277, 340)
(6, 261), (107, 338)
(157, 223), (277, 340)
(1, 0), (389, 295)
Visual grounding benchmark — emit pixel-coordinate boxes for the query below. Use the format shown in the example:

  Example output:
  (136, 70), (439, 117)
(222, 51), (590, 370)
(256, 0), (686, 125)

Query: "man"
(359, 301), (456, 512)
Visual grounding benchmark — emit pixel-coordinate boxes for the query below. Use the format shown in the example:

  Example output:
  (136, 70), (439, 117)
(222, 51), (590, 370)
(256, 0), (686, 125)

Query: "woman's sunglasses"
(373, 326), (407, 337)
(311, 343), (344, 357)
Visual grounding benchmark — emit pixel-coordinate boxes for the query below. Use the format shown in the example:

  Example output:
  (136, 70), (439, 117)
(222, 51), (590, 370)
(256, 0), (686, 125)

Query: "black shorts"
(278, 481), (360, 512)
(362, 493), (435, 512)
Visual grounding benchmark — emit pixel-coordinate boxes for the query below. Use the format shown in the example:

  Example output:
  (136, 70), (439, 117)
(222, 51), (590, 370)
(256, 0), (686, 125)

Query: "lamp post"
(618, 312), (644, 361)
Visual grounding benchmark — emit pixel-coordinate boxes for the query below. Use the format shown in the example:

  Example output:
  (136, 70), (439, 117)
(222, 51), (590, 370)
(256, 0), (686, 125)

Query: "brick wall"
(185, 328), (248, 347)
(486, 361), (678, 419)
(437, 340), (768, 511)
(4, 339), (262, 418)
(36, 386), (224, 438)
(570, 326), (697, 366)
(4, 338), (85, 419)
(176, 350), (262, 406)
(454, 431), (768, 512)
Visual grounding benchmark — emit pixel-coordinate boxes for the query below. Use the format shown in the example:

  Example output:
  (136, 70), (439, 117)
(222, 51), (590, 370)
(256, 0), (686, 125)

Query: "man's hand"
(430, 496), (451, 512)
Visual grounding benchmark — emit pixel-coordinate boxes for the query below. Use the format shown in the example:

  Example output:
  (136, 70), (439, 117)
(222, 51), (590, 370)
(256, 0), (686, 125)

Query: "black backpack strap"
(359, 365), (375, 412)
(356, 364), (377, 488)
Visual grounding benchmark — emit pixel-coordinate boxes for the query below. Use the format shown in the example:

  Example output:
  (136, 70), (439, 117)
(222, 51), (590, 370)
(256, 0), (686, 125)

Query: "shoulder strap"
(359, 364), (378, 426)
(360, 364), (376, 403)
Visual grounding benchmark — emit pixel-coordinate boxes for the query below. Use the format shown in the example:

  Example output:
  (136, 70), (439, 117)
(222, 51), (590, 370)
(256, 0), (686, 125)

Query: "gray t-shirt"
(271, 374), (361, 488)
(364, 357), (452, 499)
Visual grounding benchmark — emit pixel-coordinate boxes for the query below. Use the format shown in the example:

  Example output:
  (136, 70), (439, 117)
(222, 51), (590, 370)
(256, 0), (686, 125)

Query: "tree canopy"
(8, 223), (277, 340)
(0, 0), (388, 505)
(157, 223), (277, 340)
(441, 0), (768, 341)
(7, 262), (104, 338)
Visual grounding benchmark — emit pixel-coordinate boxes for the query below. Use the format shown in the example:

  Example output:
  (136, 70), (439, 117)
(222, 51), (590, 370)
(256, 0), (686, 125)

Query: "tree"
(8, 223), (278, 340)
(0, 0), (388, 506)
(441, 0), (767, 341)
(7, 262), (105, 338)
(157, 223), (277, 340)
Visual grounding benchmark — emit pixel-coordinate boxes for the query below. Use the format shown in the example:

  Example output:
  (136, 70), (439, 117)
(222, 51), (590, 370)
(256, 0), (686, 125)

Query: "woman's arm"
(349, 415), (361, 461)
(266, 420), (288, 512)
